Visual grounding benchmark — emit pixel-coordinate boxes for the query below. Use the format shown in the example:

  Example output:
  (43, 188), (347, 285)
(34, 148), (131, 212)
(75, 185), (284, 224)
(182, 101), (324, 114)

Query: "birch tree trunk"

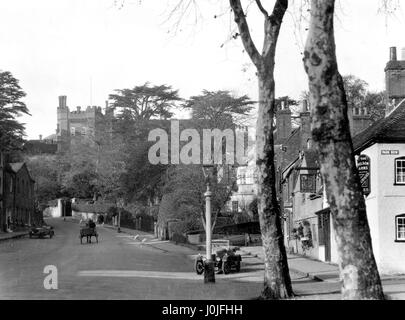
(230, 0), (293, 299)
(303, 0), (384, 299)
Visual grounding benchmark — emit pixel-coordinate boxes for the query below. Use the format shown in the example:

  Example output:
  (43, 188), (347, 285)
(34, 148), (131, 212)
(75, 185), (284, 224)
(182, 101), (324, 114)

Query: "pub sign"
(357, 154), (370, 196)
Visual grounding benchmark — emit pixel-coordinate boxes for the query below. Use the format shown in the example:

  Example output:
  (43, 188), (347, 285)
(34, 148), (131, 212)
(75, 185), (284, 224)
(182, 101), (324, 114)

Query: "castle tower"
(57, 95), (70, 152)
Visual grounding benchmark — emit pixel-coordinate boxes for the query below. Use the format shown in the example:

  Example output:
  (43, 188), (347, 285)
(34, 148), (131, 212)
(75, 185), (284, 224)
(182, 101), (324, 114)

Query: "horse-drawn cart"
(79, 227), (98, 244)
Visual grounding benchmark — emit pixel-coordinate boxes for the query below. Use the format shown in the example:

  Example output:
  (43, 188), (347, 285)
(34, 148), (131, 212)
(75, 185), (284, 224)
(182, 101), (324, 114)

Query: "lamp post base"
(204, 260), (215, 283)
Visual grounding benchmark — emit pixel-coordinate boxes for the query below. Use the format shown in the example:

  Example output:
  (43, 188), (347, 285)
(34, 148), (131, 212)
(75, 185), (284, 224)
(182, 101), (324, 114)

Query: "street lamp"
(202, 163), (215, 283)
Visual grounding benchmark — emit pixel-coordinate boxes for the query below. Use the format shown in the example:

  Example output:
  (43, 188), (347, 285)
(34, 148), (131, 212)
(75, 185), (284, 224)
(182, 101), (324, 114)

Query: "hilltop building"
(56, 95), (114, 153)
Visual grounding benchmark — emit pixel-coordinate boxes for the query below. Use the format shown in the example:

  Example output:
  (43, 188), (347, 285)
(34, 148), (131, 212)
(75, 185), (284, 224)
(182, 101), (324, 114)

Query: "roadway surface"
(0, 218), (341, 300)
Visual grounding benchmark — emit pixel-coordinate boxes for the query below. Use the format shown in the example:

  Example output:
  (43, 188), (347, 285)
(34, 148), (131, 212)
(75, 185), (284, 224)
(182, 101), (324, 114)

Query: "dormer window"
(395, 157), (405, 185)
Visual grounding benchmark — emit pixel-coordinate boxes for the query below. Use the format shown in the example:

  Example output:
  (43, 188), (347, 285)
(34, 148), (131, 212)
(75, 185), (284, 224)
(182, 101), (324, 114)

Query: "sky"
(0, 0), (405, 140)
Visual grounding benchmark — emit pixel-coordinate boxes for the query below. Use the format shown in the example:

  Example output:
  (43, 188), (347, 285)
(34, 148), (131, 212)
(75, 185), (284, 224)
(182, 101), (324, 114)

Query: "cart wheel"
(223, 262), (231, 274)
(235, 261), (241, 272)
(195, 260), (204, 275)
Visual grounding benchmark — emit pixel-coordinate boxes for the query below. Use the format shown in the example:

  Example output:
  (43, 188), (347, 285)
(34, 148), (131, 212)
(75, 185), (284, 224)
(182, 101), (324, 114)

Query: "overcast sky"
(1, 0), (405, 140)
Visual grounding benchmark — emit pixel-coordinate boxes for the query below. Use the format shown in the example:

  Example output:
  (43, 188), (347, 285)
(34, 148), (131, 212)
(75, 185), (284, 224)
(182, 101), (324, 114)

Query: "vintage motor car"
(29, 225), (54, 239)
(195, 240), (242, 275)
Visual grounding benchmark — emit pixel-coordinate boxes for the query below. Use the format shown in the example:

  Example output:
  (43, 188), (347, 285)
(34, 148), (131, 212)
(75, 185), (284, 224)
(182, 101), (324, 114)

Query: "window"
(396, 215), (405, 241)
(395, 157), (405, 184)
(232, 201), (238, 213)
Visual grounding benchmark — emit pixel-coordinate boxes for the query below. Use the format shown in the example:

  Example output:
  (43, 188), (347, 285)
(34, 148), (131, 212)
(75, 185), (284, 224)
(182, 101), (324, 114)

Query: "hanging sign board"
(357, 154), (370, 196)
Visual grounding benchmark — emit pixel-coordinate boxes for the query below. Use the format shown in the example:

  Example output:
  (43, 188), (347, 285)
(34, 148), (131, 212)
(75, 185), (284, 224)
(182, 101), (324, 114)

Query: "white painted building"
(353, 99), (405, 274)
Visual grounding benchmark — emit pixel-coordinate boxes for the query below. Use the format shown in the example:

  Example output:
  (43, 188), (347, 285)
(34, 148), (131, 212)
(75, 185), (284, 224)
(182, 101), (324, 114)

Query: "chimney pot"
(390, 46), (397, 61)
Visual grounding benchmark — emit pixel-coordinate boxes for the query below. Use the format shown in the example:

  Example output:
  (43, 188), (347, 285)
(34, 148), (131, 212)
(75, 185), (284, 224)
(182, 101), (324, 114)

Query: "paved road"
(0, 218), (340, 299)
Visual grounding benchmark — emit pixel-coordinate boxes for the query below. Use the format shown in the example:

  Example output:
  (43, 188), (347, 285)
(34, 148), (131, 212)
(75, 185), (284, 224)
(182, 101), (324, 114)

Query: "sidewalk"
(0, 230), (29, 242)
(239, 245), (405, 300)
(239, 245), (340, 282)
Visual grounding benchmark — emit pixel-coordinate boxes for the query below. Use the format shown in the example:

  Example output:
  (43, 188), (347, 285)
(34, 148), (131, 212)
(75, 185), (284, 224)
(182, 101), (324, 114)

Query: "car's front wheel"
(195, 260), (204, 275)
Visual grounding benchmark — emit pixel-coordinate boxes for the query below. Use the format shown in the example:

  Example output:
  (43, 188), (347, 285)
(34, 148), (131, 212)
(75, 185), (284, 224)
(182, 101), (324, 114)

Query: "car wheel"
(223, 262), (231, 274)
(195, 260), (204, 275)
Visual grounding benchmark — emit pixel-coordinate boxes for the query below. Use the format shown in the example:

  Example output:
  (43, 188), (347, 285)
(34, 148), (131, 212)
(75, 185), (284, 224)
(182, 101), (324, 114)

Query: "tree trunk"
(230, 0), (293, 299)
(303, 0), (384, 299)
(256, 71), (294, 299)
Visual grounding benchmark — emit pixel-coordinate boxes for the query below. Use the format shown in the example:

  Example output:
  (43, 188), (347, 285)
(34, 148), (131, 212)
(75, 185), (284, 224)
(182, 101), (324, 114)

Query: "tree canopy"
(109, 82), (182, 122)
(0, 71), (30, 152)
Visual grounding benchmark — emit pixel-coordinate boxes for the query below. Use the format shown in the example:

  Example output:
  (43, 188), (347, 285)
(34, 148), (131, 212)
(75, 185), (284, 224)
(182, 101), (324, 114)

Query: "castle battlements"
(56, 95), (113, 153)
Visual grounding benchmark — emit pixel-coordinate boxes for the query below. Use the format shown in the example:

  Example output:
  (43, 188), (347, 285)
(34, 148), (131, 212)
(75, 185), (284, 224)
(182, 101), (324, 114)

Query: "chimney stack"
(77, 106), (81, 112)
(39, 134), (42, 141)
(390, 47), (397, 61)
(58, 95), (67, 108)
(302, 100), (308, 112)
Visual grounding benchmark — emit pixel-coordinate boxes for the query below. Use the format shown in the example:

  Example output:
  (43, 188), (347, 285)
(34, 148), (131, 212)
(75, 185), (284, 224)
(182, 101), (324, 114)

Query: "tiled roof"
(353, 99), (405, 153)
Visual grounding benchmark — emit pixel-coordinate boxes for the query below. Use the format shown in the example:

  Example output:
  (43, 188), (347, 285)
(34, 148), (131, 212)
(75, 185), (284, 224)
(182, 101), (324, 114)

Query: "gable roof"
(8, 162), (25, 173)
(7, 162), (35, 182)
(353, 99), (405, 154)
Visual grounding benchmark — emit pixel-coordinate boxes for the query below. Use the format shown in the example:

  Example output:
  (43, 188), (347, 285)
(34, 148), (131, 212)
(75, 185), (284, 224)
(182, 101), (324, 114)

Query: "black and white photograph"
(1, 0), (405, 306)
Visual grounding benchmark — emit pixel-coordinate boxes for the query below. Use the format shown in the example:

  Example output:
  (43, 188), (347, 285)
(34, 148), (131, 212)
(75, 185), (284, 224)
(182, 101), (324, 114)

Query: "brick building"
(1, 158), (36, 232)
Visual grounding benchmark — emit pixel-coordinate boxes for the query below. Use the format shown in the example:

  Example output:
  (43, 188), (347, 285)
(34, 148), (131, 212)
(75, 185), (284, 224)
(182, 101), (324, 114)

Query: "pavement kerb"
(0, 232), (29, 242)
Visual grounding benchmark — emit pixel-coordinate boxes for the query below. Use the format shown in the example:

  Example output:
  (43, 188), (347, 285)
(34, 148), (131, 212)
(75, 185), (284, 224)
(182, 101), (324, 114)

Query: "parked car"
(195, 244), (242, 275)
(29, 225), (54, 239)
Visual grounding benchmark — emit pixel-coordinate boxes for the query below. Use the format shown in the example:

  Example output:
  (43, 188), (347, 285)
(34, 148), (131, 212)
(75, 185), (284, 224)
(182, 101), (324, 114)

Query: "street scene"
(2, 0), (405, 302)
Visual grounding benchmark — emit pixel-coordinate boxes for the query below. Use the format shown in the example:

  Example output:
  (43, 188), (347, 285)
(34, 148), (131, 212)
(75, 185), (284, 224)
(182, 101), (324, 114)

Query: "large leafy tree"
(109, 82), (182, 122)
(183, 90), (254, 127)
(0, 71), (30, 152)
(343, 75), (386, 122)
(160, 164), (237, 233)
(25, 155), (62, 205)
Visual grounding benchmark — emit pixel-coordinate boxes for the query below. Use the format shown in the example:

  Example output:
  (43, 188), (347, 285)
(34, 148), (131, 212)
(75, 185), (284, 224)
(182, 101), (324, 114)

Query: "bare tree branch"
(255, 0), (269, 17)
(230, 0), (263, 69)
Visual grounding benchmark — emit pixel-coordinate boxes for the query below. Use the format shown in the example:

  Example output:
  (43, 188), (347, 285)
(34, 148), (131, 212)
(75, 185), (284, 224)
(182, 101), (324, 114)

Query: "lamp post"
(117, 198), (124, 233)
(202, 164), (215, 283)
